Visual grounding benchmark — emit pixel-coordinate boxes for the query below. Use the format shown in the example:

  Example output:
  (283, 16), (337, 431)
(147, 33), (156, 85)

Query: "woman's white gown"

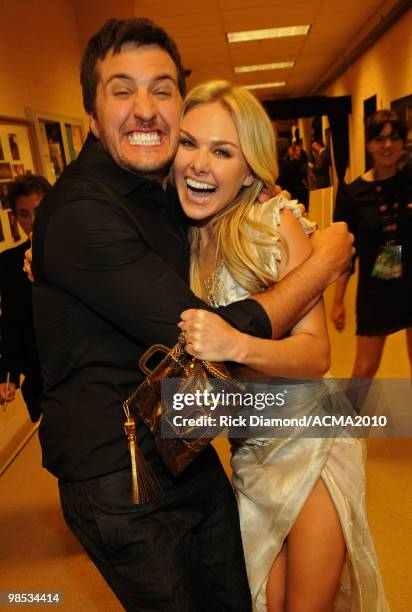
(213, 195), (389, 611)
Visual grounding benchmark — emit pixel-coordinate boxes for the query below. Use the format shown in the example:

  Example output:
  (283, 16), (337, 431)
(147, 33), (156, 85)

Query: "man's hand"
(331, 301), (346, 332)
(0, 382), (16, 403)
(178, 309), (243, 361)
(23, 232), (34, 283)
(311, 222), (355, 285)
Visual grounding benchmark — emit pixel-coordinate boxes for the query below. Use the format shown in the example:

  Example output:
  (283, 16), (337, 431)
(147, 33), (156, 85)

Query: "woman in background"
(175, 80), (388, 611)
(332, 109), (412, 380)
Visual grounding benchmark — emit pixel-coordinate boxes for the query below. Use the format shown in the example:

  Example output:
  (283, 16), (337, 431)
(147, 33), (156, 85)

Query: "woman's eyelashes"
(213, 148), (231, 158)
(179, 137), (195, 148)
(179, 138), (232, 159)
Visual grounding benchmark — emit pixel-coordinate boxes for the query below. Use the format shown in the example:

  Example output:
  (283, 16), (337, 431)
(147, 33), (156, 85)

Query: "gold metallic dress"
(214, 196), (389, 611)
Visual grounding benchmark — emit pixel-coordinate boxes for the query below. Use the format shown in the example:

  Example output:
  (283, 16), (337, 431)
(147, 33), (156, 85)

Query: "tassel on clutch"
(123, 403), (162, 504)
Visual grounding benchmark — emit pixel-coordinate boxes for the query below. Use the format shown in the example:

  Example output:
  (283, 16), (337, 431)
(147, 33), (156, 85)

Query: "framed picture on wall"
(0, 117), (38, 205)
(41, 120), (67, 181)
(0, 118), (37, 169)
(26, 108), (85, 185)
(0, 181), (14, 209)
(8, 133), (21, 160)
(12, 163), (25, 177)
(65, 123), (84, 160)
(0, 162), (13, 180)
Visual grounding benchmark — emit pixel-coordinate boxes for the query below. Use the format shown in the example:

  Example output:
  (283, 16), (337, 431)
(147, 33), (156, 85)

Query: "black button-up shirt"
(32, 135), (271, 480)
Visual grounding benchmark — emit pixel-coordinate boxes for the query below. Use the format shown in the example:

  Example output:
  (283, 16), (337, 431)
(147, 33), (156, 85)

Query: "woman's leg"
(351, 335), (386, 378)
(266, 543), (287, 612)
(283, 479), (346, 612)
(344, 335), (387, 413)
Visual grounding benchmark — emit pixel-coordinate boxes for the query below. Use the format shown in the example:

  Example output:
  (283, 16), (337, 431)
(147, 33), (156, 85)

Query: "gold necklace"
(203, 259), (224, 307)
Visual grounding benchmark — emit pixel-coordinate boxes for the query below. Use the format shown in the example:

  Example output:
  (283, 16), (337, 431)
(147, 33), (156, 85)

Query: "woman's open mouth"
(185, 177), (217, 202)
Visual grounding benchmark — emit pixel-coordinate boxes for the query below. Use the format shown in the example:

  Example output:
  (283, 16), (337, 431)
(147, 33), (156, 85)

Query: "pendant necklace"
(203, 259), (224, 307)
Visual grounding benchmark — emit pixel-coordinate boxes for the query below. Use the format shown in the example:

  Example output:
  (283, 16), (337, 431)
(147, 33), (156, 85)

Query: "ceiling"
(73, 0), (405, 100)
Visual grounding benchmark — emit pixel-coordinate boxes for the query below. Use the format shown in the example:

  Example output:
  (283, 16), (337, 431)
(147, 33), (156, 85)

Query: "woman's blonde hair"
(182, 80), (286, 297)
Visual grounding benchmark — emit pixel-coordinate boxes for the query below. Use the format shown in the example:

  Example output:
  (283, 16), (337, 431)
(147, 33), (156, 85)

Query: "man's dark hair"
(366, 109), (407, 142)
(312, 139), (325, 148)
(80, 18), (186, 116)
(8, 174), (51, 214)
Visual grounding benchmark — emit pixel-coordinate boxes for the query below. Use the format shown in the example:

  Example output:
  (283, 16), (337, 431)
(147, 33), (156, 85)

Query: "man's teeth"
(128, 132), (161, 145)
(186, 178), (216, 191)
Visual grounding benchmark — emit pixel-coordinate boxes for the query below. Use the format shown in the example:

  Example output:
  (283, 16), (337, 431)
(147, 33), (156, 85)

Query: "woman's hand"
(178, 309), (244, 362)
(331, 301), (346, 332)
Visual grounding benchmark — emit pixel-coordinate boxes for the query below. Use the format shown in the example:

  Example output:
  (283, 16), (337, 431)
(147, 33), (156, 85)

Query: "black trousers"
(21, 372), (42, 422)
(58, 447), (251, 611)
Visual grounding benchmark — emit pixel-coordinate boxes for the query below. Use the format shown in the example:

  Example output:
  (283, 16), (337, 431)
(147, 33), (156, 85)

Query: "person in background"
(332, 109), (412, 379)
(0, 174), (51, 421)
(311, 139), (331, 189)
(294, 141), (308, 165)
(292, 142), (309, 206)
(276, 144), (308, 205)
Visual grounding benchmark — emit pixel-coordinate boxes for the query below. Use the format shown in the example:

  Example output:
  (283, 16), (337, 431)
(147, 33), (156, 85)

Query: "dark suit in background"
(313, 147), (332, 189)
(0, 240), (42, 422)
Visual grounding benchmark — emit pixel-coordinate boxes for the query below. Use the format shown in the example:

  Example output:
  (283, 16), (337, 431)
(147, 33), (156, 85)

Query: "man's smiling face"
(89, 43), (183, 184)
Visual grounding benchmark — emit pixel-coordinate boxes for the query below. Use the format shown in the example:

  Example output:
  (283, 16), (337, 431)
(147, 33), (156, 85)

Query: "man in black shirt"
(32, 19), (353, 611)
(0, 175), (51, 421)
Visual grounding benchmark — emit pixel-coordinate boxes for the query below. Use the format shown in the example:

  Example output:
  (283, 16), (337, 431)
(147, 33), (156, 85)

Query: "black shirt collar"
(77, 133), (164, 196)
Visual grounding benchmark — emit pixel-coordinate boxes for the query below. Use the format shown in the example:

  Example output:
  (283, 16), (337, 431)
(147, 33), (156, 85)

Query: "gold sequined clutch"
(123, 337), (242, 503)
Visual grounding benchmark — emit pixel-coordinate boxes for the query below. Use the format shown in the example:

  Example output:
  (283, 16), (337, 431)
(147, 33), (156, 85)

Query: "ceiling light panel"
(234, 61), (294, 73)
(227, 25), (310, 43)
(244, 82), (286, 90)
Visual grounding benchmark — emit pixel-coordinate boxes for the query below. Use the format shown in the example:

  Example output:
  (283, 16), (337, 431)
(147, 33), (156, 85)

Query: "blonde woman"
(175, 81), (388, 611)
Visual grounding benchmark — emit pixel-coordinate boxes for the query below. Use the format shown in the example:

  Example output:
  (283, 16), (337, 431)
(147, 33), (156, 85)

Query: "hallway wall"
(325, 8), (412, 180)
(0, 0), (85, 121)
